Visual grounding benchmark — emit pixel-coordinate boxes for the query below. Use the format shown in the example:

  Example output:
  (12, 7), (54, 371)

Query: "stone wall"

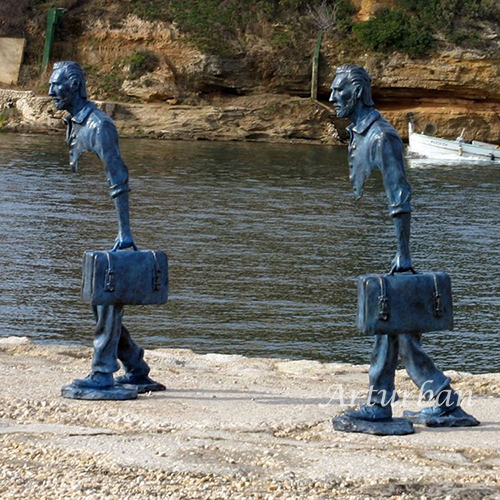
(0, 38), (25, 85)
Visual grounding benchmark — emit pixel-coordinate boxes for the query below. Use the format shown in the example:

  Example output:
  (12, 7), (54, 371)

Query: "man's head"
(329, 64), (374, 120)
(49, 61), (88, 112)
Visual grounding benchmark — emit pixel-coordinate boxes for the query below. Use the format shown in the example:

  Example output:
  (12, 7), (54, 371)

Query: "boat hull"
(408, 124), (500, 161)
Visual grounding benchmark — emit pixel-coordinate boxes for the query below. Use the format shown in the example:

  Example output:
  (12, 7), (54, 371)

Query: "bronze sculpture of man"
(330, 64), (477, 427)
(49, 61), (164, 395)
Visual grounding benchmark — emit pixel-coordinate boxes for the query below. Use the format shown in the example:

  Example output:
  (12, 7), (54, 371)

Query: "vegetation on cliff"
(0, 0), (499, 102)
(354, 0), (500, 56)
(85, 0), (500, 58)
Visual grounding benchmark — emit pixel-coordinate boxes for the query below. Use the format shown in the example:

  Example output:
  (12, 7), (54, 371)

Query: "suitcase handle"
(388, 266), (417, 276)
(111, 241), (138, 252)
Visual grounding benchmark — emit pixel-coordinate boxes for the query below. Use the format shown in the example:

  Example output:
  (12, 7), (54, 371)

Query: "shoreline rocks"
(2, 88), (499, 145)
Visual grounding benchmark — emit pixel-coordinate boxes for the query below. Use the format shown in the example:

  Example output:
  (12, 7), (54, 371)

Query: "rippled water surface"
(0, 133), (498, 373)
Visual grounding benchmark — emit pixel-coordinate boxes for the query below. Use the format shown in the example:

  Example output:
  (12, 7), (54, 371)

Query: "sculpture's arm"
(376, 132), (413, 272)
(95, 120), (135, 250)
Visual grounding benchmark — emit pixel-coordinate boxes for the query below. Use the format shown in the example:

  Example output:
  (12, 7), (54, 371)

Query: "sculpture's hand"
(390, 252), (413, 274)
(112, 232), (137, 251)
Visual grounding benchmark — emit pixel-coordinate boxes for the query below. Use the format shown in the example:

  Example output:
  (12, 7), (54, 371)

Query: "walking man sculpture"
(49, 61), (165, 396)
(329, 64), (477, 428)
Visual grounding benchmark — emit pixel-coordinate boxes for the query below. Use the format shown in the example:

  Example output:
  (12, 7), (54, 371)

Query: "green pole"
(41, 8), (65, 73)
(310, 31), (323, 100)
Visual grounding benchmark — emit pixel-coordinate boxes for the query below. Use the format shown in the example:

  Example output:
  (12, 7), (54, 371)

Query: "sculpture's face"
(48, 69), (76, 111)
(329, 73), (358, 120)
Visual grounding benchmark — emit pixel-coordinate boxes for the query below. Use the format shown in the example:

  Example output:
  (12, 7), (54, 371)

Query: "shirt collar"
(66, 101), (95, 125)
(347, 109), (381, 135)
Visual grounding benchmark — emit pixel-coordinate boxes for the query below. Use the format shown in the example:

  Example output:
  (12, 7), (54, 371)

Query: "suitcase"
(81, 249), (168, 306)
(357, 271), (453, 335)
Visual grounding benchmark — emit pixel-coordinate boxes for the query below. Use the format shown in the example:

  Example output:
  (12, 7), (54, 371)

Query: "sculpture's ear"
(354, 84), (363, 100)
(69, 78), (80, 94)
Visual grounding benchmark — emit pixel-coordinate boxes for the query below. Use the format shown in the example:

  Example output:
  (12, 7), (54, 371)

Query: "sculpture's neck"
(67, 97), (88, 118)
(350, 104), (373, 127)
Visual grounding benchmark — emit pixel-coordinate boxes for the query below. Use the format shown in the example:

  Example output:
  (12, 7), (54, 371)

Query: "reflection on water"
(0, 133), (498, 373)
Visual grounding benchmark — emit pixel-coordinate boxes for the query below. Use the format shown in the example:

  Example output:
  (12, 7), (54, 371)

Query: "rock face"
(0, 89), (342, 144)
(2, 8), (500, 143)
(315, 39), (500, 142)
(121, 72), (179, 102)
(0, 89), (65, 133)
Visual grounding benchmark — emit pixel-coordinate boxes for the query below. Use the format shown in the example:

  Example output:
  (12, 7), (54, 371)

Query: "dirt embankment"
(1, 337), (499, 499)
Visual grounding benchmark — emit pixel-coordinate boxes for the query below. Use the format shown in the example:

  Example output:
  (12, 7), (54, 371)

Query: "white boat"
(407, 122), (500, 162)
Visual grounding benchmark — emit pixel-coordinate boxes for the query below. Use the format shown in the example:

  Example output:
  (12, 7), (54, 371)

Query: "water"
(0, 133), (498, 373)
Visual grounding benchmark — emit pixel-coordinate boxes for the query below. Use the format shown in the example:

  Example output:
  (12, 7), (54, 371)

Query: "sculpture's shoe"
(344, 404), (392, 422)
(61, 383), (138, 400)
(332, 415), (414, 435)
(114, 373), (166, 394)
(72, 372), (114, 389)
(403, 406), (480, 427)
(61, 372), (138, 400)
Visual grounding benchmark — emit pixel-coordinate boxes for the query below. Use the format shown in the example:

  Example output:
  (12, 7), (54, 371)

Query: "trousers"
(369, 333), (450, 405)
(91, 305), (150, 376)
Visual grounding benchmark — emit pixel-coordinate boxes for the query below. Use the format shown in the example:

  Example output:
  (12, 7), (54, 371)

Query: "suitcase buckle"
(378, 296), (389, 321)
(104, 253), (115, 292)
(377, 275), (389, 321)
(432, 274), (444, 317)
(151, 251), (162, 291)
(152, 268), (162, 291)
(433, 292), (443, 317)
(105, 270), (115, 292)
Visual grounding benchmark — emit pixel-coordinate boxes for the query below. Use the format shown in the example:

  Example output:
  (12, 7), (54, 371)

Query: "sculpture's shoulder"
(86, 104), (117, 132)
(369, 113), (403, 146)
(85, 103), (120, 149)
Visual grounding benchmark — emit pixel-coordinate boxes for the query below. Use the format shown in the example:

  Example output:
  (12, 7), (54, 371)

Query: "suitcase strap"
(377, 273), (444, 321)
(104, 251), (162, 294)
(433, 274), (444, 318)
(151, 251), (162, 291)
(105, 253), (116, 292)
(377, 276), (389, 321)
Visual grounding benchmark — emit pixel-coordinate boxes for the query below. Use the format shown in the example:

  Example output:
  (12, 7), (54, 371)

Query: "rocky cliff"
(1, 1), (499, 144)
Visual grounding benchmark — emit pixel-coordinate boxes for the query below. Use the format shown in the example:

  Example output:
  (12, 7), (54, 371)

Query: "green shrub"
(171, 0), (242, 54)
(123, 50), (159, 80)
(478, 0), (500, 21)
(354, 0), (499, 55)
(118, 0), (172, 22)
(353, 8), (434, 57)
(449, 29), (483, 48)
(170, 0), (356, 54)
(84, 64), (127, 100)
(271, 25), (291, 48)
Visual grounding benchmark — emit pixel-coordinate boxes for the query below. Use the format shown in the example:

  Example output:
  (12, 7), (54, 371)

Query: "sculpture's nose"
(329, 91), (335, 102)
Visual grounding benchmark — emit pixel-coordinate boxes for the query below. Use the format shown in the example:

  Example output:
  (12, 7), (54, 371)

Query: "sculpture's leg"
(400, 334), (479, 427)
(399, 333), (451, 399)
(333, 334), (414, 435)
(90, 305), (122, 377)
(391, 212), (412, 273)
(344, 334), (398, 421)
(61, 305), (138, 400)
(114, 323), (166, 393)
